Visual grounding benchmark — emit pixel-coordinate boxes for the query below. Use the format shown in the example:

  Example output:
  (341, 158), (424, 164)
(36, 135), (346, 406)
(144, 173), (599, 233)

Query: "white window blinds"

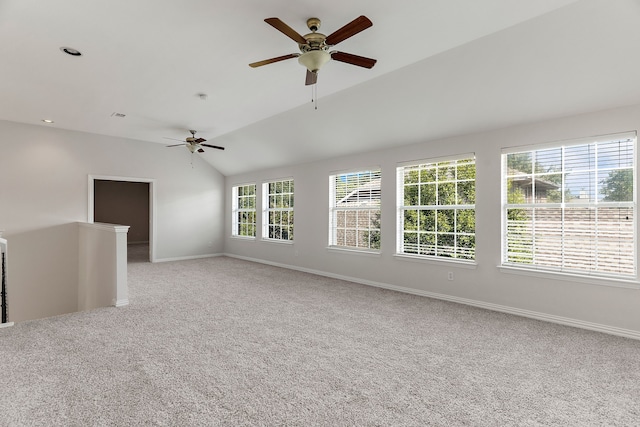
(502, 133), (636, 278)
(329, 169), (381, 250)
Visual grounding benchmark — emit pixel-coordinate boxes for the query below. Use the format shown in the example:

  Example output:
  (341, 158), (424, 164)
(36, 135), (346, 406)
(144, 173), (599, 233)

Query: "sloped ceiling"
(2, 0), (640, 176)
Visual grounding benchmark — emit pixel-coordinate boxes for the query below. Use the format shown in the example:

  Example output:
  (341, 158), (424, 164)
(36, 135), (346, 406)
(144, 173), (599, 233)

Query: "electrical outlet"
(447, 271), (454, 281)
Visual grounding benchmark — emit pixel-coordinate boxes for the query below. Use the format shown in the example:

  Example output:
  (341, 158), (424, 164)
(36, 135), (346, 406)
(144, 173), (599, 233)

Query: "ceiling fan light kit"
(298, 50), (330, 73)
(249, 15), (376, 86)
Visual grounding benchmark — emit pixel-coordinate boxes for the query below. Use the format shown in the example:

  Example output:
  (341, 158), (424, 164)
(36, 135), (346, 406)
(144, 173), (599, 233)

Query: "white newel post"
(78, 222), (130, 311)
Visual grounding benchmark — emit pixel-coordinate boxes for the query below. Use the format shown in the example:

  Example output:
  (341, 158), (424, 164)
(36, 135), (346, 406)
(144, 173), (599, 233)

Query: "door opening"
(89, 176), (156, 263)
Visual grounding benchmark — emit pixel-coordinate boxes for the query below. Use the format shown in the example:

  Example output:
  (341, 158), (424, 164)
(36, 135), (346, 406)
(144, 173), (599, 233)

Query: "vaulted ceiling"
(2, 0), (640, 175)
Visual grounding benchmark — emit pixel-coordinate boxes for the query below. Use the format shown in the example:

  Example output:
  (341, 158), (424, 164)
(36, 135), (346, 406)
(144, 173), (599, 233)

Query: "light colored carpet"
(128, 243), (149, 263)
(1, 256), (639, 426)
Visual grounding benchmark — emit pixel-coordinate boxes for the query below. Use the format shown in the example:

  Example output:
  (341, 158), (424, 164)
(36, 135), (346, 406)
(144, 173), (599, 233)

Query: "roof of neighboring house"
(508, 169), (560, 191)
(338, 178), (381, 205)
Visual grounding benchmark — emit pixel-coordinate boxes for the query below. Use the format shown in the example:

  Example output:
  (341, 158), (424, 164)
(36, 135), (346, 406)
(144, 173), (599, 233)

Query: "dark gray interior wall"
(94, 180), (149, 243)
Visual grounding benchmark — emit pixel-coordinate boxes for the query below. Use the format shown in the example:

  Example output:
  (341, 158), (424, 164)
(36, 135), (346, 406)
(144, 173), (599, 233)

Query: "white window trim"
(498, 264), (640, 290)
(261, 178), (294, 242)
(396, 154), (476, 263)
(328, 167), (382, 252)
(500, 132), (637, 281)
(501, 131), (637, 155)
(326, 246), (381, 257)
(231, 183), (257, 239)
(393, 253), (477, 268)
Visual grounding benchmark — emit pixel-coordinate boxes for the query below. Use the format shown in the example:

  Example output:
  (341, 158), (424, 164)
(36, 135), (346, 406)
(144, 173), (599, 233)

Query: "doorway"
(88, 175), (156, 262)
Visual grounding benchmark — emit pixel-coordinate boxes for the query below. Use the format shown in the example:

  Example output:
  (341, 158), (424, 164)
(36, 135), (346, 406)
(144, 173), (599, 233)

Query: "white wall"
(224, 103), (640, 337)
(0, 120), (225, 321)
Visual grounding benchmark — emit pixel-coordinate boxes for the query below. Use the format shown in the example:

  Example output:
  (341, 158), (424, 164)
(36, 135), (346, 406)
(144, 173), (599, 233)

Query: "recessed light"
(42, 119), (54, 124)
(60, 47), (82, 56)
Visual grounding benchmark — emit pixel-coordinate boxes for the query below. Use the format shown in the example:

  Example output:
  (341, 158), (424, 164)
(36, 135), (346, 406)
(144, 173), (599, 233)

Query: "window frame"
(500, 132), (637, 284)
(231, 183), (257, 239)
(328, 168), (382, 253)
(262, 178), (294, 243)
(396, 153), (476, 264)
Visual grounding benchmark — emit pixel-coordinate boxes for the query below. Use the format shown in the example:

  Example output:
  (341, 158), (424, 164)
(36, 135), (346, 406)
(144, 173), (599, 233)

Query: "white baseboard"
(153, 253), (223, 263)
(223, 253), (640, 341)
(114, 299), (129, 308)
(0, 322), (14, 328)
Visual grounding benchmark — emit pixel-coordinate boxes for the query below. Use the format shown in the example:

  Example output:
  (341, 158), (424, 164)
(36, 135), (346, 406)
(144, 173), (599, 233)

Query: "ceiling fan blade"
(198, 148), (205, 153)
(331, 51), (377, 69)
(201, 144), (225, 150)
(194, 138), (206, 143)
(163, 137), (186, 142)
(166, 143), (186, 147)
(305, 69), (318, 86)
(264, 18), (307, 44)
(325, 16), (373, 46)
(249, 53), (299, 68)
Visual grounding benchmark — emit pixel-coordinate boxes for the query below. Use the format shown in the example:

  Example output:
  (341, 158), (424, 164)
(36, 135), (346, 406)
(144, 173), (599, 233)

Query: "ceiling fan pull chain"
(314, 83), (318, 110)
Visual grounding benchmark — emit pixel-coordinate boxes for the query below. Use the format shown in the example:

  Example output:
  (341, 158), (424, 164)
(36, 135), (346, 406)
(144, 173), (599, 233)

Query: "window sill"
(393, 253), (477, 269)
(230, 235), (256, 242)
(498, 265), (640, 290)
(326, 246), (381, 257)
(261, 238), (294, 245)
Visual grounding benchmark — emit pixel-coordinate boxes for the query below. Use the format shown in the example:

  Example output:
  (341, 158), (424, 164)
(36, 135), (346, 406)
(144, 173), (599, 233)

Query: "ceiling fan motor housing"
(298, 22), (330, 73)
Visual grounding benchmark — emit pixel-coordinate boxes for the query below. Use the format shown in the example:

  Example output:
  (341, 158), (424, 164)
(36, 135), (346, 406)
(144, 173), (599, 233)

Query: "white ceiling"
(3, 0), (640, 176)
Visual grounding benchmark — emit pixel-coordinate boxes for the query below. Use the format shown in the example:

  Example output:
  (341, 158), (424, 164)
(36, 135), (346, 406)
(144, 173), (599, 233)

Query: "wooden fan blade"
(305, 69), (318, 86)
(163, 137), (186, 142)
(201, 144), (225, 150)
(264, 18), (307, 44)
(166, 143), (186, 147)
(325, 16), (372, 46)
(331, 51), (377, 69)
(198, 148), (205, 153)
(194, 138), (206, 143)
(249, 53), (299, 68)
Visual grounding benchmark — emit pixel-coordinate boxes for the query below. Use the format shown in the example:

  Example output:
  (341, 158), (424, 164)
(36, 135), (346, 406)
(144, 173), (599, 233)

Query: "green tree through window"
(601, 169), (633, 202)
(398, 156), (476, 260)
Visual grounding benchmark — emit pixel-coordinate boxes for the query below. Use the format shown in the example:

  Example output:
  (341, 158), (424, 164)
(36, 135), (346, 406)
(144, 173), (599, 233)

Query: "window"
(502, 132), (636, 279)
(262, 179), (294, 241)
(397, 155), (476, 261)
(329, 169), (381, 251)
(232, 184), (256, 238)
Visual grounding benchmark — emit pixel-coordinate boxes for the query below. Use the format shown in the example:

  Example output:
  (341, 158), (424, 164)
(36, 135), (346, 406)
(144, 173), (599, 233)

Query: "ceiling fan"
(249, 16), (377, 85)
(165, 130), (224, 153)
